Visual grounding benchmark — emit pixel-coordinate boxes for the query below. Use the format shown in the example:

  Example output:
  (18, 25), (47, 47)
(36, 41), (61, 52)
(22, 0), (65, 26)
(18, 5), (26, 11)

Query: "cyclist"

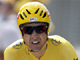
(4, 2), (78, 60)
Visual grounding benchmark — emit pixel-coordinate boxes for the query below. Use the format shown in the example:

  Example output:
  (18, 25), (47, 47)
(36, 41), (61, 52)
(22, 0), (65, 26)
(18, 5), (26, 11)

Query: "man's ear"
(46, 34), (48, 40)
(22, 36), (26, 44)
(22, 36), (24, 41)
(47, 34), (48, 38)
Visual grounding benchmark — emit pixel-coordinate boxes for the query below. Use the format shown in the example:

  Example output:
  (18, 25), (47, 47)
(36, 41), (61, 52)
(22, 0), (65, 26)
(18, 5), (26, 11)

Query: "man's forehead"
(24, 22), (47, 26)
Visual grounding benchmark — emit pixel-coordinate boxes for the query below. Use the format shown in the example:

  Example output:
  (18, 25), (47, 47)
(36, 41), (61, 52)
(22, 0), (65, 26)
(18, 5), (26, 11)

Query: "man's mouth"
(31, 41), (40, 44)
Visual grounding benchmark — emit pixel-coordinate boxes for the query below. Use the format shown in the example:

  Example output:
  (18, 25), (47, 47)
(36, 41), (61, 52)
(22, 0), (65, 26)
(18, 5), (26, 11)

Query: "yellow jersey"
(4, 35), (78, 60)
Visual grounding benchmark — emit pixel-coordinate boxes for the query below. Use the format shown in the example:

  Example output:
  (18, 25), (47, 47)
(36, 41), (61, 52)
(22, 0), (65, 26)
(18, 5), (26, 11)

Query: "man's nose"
(31, 30), (39, 39)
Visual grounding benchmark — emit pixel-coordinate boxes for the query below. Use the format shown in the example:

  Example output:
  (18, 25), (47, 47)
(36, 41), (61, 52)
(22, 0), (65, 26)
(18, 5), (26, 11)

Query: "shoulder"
(48, 35), (68, 42)
(4, 39), (24, 53)
(4, 39), (23, 60)
(9, 39), (24, 49)
(48, 35), (68, 46)
(10, 39), (24, 49)
(48, 35), (78, 60)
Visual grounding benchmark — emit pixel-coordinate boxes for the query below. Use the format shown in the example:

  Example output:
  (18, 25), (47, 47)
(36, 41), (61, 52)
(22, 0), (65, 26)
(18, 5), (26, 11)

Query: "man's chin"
(31, 49), (40, 52)
(30, 48), (41, 52)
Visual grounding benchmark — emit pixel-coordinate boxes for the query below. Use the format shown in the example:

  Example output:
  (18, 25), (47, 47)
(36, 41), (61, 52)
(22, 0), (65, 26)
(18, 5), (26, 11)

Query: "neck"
(25, 41), (48, 58)
(31, 46), (46, 58)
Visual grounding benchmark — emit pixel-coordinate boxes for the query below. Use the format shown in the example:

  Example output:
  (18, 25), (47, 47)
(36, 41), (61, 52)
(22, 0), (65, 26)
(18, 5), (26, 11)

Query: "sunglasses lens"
(22, 25), (47, 35)
(23, 26), (33, 34)
(36, 26), (46, 34)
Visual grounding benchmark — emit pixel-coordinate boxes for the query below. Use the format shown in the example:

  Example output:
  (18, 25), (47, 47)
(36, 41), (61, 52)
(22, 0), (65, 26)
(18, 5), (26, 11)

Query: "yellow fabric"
(4, 35), (78, 60)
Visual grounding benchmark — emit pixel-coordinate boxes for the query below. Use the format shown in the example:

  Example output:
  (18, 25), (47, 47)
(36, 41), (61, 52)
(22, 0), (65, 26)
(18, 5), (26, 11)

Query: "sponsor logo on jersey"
(51, 38), (61, 46)
(29, 17), (38, 22)
(13, 42), (23, 49)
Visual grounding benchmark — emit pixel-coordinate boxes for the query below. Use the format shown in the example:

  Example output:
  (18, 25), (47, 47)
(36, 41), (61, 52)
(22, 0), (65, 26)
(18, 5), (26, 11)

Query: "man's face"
(22, 23), (48, 52)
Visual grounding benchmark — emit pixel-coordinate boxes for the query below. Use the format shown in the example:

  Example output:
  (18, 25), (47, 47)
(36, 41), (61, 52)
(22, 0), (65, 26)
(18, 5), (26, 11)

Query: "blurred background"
(0, 0), (80, 60)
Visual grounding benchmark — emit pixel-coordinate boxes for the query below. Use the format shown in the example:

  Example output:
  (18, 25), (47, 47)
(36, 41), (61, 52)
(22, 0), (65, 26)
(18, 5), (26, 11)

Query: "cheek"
(40, 33), (47, 42)
(23, 34), (30, 44)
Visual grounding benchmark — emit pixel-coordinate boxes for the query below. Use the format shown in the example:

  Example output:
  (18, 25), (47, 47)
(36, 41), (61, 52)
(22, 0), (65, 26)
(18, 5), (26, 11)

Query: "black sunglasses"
(22, 25), (47, 35)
